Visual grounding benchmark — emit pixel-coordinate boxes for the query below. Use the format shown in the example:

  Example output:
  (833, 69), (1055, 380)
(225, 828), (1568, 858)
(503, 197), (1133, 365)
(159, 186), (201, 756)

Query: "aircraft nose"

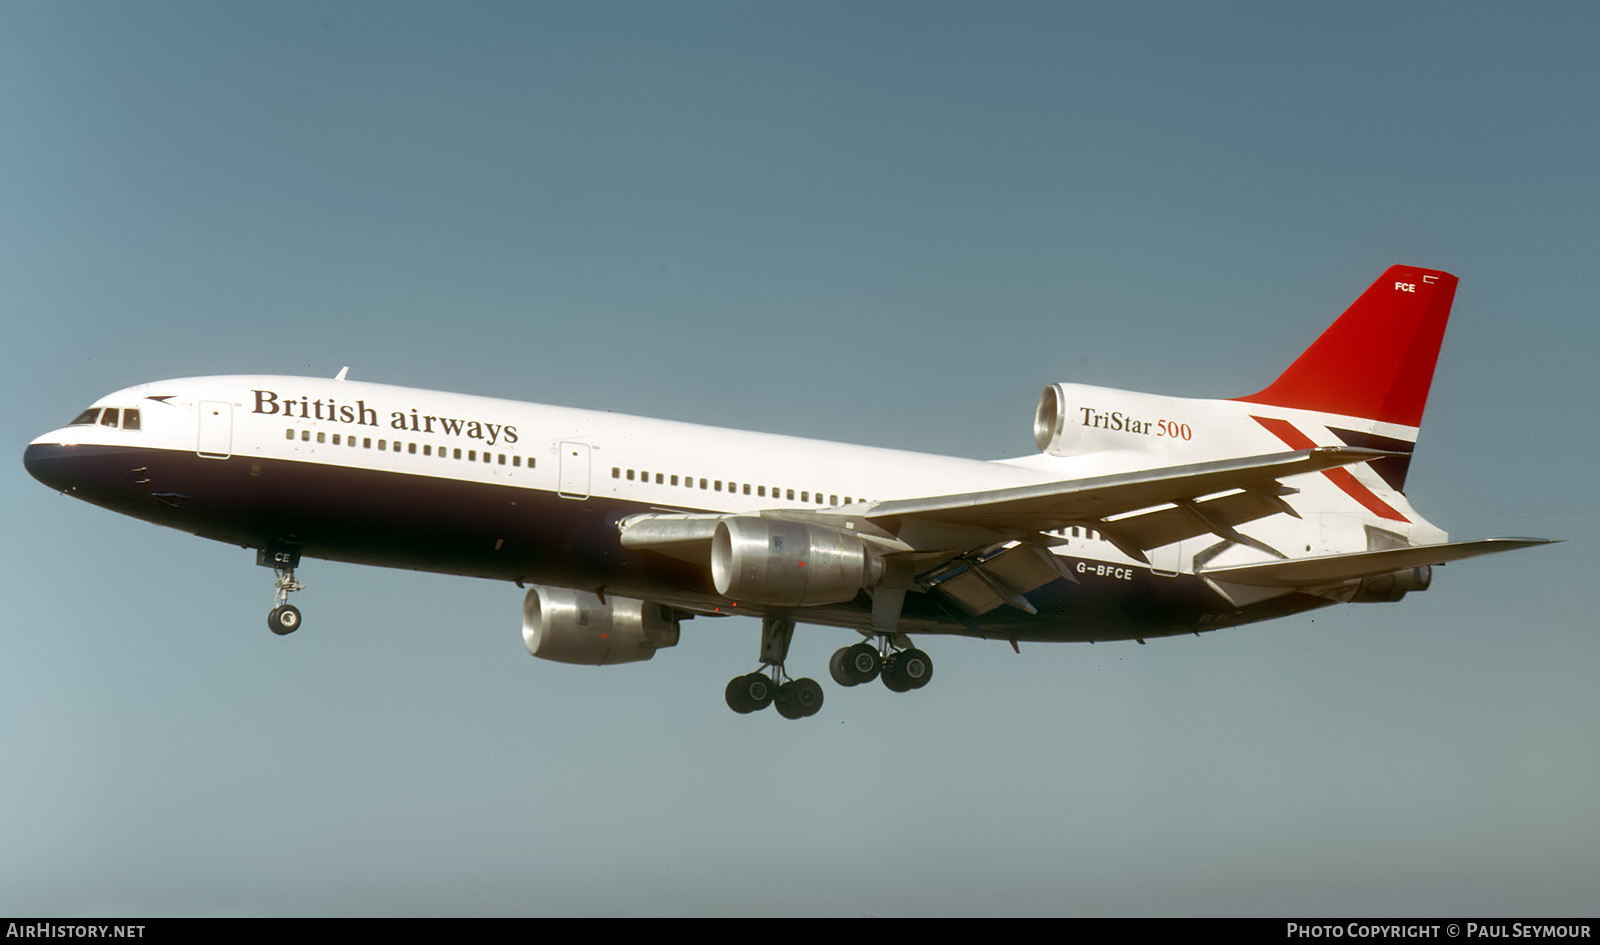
(24, 441), (78, 493)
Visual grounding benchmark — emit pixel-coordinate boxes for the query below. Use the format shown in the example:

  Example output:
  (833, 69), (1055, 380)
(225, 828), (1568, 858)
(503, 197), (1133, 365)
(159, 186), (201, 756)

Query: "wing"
(621, 446), (1393, 563)
(616, 448), (1552, 624)
(861, 446), (1395, 560)
(865, 446), (1382, 526)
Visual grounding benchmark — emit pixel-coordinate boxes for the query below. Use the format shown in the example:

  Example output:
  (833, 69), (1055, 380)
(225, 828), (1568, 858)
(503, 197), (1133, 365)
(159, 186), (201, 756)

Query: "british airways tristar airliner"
(24, 266), (1552, 719)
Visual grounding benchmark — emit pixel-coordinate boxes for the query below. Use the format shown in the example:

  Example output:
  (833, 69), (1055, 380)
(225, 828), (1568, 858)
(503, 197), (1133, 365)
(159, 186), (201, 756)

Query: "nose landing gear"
(258, 547), (305, 635)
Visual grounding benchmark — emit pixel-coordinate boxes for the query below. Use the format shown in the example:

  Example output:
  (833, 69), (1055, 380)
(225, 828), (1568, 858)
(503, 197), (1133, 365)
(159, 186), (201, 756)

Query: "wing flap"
(1099, 489), (1292, 552)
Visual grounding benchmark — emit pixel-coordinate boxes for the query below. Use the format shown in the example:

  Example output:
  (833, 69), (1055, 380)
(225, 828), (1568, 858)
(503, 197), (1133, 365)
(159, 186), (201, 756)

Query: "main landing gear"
(724, 671), (823, 719)
(723, 616), (935, 719)
(723, 616), (825, 720)
(823, 561), (934, 695)
(258, 546), (305, 635)
(829, 640), (933, 693)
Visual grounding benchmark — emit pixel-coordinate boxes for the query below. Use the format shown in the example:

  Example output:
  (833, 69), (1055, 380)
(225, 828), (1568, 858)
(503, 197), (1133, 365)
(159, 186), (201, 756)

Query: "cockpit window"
(67, 406), (139, 429)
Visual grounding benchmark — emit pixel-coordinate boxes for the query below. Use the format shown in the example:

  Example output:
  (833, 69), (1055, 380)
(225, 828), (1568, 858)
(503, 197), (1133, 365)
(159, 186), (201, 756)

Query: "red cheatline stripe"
(1251, 416), (1409, 523)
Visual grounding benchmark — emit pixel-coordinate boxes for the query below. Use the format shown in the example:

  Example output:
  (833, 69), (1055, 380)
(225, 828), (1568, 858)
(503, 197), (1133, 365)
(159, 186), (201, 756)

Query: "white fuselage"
(25, 373), (1441, 642)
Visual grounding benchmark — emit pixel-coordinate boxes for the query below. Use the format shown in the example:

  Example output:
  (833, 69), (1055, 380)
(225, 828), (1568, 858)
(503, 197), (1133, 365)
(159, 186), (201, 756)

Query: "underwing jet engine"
(521, 585), (681, 665)
(711, 517), (886, 606)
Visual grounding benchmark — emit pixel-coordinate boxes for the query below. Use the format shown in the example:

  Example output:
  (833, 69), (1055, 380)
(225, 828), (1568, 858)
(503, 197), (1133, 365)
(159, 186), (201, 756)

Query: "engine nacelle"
(1033, 382), (1203, 456)
(521, 586), (680, 665)
(1351, 566), (1432, 603)
(711, 517), (884, 606)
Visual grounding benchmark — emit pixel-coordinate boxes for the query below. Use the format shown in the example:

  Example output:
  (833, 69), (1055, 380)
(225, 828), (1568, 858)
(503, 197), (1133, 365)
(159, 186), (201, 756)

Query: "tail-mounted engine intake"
(1351, 566), (1432, 603)
(711, 517), (884, 606)
(522, 586), (681, 665)
(1034, 384), (1069, 453)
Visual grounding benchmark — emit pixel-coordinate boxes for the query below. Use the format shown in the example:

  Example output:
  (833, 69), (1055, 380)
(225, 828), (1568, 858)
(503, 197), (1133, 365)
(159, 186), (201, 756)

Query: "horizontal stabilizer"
(1201, 538), (1558, 587)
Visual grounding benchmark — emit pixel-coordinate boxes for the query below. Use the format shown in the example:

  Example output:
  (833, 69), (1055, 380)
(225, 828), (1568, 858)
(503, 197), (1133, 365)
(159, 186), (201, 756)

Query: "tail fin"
(1234, 265), (1458, 429)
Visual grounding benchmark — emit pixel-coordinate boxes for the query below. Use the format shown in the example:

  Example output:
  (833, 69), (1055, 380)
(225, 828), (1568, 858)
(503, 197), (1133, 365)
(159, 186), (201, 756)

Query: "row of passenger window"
(286, 428), (537, 469)
(611, 466), (865, 507)
(70, 407), (140, 430)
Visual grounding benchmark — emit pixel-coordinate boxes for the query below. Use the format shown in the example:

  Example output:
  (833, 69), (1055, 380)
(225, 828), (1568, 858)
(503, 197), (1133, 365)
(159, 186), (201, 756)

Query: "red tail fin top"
(1234, 265), (1458, 428)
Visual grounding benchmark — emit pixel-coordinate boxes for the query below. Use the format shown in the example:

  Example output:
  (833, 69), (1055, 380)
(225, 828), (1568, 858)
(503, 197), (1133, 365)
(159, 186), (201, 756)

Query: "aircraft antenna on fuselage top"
(334, 366), (349, 381)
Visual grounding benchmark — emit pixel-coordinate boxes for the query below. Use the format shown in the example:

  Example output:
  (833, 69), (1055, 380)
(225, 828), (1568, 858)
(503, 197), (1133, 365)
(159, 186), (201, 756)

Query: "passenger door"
(197, 401), (233, 459)
(557, 441), (591, 499)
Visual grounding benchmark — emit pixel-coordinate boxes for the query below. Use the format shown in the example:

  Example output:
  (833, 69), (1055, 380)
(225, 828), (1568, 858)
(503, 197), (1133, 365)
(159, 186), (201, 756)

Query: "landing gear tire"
(829, 647), (854, 687)
(881, 654), (913, 693)
(775, 678), (824, 719)
(845, 643), (881, 684)
(268, 604), (302, 636)
(882, 648), (932, 692)
(899, 648), (933, 689)
(725, 672), (776, 714)
(830, 643), (881, 686)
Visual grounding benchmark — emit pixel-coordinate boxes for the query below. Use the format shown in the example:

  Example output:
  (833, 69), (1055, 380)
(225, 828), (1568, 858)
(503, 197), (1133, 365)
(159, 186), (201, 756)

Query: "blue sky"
(3, 1), (1595, 916)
